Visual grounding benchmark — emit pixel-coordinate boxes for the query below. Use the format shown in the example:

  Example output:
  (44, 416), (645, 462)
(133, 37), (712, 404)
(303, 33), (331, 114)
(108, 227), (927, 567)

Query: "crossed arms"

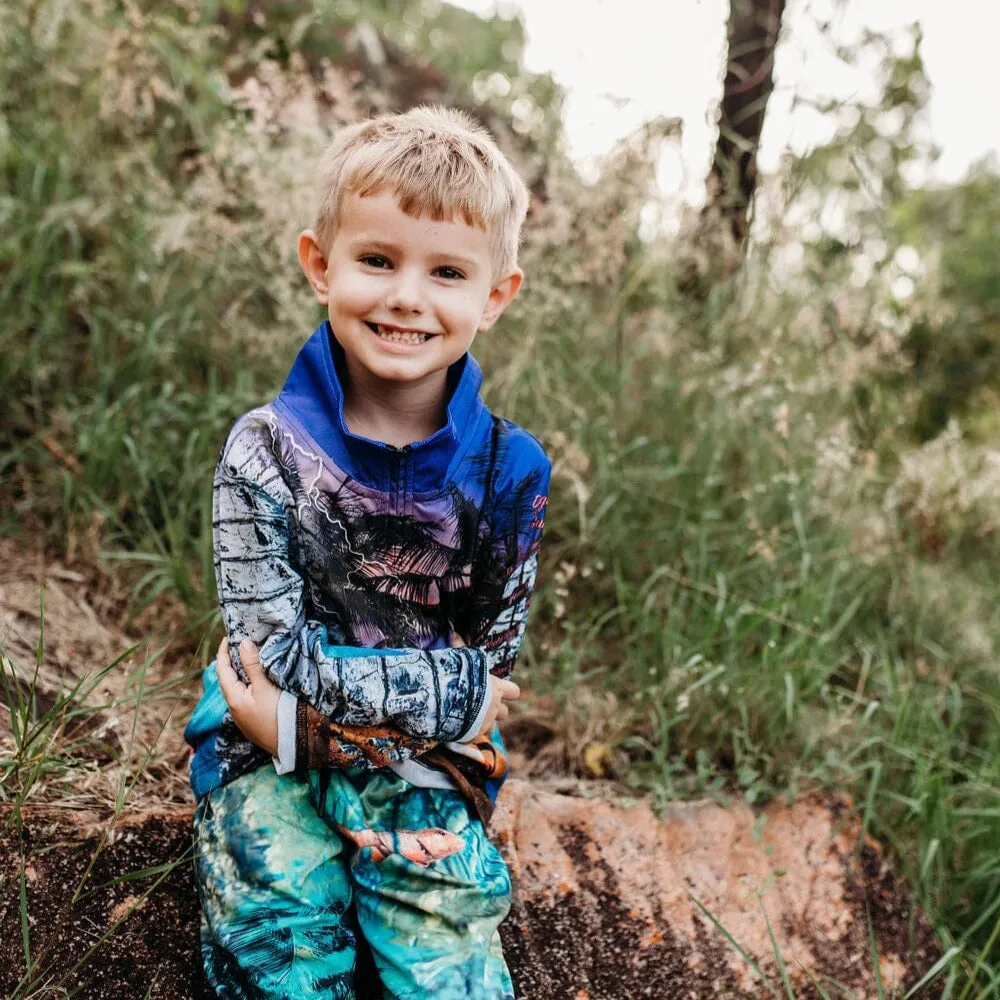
(213, 422), (547, 772)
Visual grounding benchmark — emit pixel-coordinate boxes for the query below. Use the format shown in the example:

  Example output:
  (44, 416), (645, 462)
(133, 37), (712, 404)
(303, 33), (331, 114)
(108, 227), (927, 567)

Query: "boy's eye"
(360, 255), (391, 269)
(434, 266), (465, 280)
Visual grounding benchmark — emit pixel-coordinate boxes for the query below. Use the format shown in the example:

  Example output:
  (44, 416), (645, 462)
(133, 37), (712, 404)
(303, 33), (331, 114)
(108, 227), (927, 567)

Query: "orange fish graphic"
(337, 825), (464, 866)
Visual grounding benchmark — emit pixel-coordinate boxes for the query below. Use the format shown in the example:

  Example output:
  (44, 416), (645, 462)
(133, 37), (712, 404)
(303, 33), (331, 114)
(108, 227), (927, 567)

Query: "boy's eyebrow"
(431, 252), (481, 270)
(350, 238), (401, 254)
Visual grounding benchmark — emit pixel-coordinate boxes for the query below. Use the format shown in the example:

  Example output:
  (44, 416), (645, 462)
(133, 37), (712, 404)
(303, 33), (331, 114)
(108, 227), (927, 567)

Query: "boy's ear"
(478, 269), (523, 333)
(298, 230), (330, 304)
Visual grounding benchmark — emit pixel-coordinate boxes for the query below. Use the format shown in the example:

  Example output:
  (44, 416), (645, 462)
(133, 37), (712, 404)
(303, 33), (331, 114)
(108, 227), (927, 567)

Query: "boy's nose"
(385, 270), (424, 314)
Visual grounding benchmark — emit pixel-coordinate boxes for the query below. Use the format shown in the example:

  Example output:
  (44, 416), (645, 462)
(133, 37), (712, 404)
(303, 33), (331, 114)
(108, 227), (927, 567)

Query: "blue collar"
(273, 321), (491, 494)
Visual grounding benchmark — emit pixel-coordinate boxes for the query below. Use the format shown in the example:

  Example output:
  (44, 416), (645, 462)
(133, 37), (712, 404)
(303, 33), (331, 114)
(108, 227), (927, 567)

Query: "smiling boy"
(184, 107), (550, 999)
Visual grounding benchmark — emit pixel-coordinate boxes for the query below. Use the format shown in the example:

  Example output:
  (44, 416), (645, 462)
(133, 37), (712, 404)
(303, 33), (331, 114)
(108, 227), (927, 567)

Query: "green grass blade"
(903, 947), (961, 999)
(690, 894), (781, 999)
(866, 901), (887, 1000)
(958, 910), (1000, 1000)
(18, 841), (31, 972)
(761, 899), (796, 999)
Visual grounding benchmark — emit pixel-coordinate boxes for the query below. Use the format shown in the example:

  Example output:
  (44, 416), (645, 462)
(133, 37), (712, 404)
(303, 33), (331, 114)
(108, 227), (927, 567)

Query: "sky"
(451, 0), (1000, 208)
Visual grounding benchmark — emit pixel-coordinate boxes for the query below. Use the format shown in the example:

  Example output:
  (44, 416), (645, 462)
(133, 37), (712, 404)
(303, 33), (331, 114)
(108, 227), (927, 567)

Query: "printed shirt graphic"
(185, 323), (550, 804)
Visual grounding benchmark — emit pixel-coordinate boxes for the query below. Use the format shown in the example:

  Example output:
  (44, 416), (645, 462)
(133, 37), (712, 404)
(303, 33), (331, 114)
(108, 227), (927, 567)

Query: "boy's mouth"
(365, 321), (433, 345)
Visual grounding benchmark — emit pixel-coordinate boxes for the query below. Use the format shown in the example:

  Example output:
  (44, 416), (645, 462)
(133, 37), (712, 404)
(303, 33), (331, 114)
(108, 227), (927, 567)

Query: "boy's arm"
(213, 634), (438, 769)
(292, 426), (552, 771)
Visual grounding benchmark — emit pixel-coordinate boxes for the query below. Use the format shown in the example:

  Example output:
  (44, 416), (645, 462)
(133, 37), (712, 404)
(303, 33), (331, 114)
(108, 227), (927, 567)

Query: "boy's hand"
(215, 637), (280, 757)
(450, 631), (519, 739)
(476, 674), (520, 739)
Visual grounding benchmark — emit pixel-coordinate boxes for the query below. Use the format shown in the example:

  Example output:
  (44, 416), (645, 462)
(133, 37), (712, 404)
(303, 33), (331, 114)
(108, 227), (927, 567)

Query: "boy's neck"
(341, 356), (449, 448)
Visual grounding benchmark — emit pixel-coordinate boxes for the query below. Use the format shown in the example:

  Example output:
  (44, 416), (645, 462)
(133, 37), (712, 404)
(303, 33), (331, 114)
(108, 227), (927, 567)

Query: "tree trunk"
(706, 0), (786, 252)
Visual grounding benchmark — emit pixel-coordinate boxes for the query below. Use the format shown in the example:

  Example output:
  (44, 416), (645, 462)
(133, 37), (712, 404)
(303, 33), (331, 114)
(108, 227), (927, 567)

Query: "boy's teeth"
(373, 325), (429, 344)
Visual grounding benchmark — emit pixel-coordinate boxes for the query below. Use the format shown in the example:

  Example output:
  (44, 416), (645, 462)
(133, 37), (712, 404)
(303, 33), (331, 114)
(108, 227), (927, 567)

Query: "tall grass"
(2, 1), (998, 990)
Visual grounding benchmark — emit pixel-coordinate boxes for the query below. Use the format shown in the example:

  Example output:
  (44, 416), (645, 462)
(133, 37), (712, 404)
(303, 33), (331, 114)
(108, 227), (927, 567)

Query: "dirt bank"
(0, 782), (942, 1000)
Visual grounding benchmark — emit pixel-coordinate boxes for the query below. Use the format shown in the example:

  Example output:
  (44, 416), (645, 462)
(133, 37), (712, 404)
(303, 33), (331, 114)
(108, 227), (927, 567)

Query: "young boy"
(183, 106), (550, 999)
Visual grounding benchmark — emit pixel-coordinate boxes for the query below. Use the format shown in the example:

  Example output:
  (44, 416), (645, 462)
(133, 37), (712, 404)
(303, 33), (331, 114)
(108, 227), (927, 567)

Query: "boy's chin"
(358, 345), (472, 384)
(359, 355), (451, 385)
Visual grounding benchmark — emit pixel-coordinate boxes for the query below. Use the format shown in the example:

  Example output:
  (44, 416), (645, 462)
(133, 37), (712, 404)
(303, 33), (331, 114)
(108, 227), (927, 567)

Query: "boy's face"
(299, 189), (521, 391)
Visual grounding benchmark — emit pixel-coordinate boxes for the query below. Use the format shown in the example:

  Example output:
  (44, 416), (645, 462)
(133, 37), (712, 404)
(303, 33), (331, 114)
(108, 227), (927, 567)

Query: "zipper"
(386, 443), (413, 549)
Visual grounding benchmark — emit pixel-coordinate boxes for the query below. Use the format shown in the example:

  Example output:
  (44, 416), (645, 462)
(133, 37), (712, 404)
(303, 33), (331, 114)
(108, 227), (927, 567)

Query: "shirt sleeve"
(458, 422), (551, 683)
(214, 414), (489, 745)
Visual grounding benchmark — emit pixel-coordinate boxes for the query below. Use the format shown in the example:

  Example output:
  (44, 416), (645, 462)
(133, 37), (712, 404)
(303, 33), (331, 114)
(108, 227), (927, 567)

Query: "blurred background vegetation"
(3, 0), (1000, 991)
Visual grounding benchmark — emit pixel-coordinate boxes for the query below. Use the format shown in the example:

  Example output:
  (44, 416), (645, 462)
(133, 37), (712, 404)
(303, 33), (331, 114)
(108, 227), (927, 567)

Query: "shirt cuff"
(272, 690), (298, 775)
(456, 683), (492, 743)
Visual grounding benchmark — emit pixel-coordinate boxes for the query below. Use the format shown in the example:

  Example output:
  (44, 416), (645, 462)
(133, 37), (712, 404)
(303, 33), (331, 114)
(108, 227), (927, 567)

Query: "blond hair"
(313, 106), (529, 279)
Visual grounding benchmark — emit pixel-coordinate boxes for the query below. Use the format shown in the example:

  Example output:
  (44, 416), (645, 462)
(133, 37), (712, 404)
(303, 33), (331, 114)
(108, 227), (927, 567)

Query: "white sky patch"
(453, 0), (1000, 205)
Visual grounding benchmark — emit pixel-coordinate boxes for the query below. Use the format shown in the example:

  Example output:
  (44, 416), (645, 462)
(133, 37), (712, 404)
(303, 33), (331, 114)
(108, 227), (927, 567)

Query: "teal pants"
(194, 765), (514, 1000)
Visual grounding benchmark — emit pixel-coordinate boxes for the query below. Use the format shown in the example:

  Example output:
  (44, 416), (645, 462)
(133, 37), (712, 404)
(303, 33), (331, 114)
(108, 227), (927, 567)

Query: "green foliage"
(891, 165), (1000, 439)
(792, 24), (934, 212)
(0, 0), (295, 613)
(205, 0), (563, 151)
(781, 23), (1000, 444)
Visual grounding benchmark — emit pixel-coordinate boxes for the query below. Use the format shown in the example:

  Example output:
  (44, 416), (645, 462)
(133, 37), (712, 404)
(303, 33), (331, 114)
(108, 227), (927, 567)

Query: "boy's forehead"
(337, 189), (491, 258)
